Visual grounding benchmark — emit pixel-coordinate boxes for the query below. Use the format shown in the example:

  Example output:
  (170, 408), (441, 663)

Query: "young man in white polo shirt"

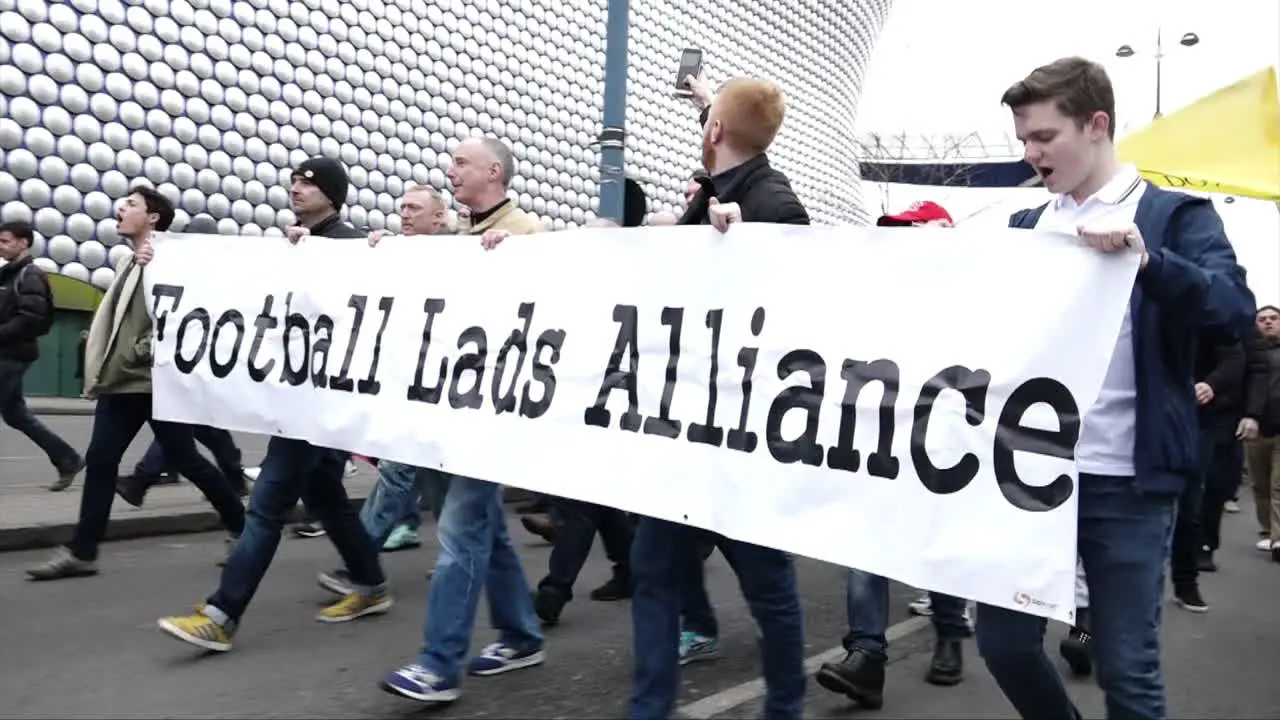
(975, 57), (1255, 720)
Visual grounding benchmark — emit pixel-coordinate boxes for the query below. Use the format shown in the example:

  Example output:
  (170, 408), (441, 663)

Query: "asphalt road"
(1, 417), (1277, 719)
(2, 500), (1277, 720)
(0, 517), (875, 719)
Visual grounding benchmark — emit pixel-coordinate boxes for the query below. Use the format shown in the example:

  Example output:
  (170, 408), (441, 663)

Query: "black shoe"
(924, 638), (964, 686)
(115, 475), (148, 508)
(515, 500), (548, 515)
(533, 584), (567, 626)
(520, 514), (558, 543)
(1196, 548), (1217, 572)
(815, 648), (884, 709)
(292, 522), (326, 538)
(589, 572), (632, 601)
(153, 472), (179, 486)
(1174, 584), (1209, 613)
(1059, 607), (1092, 677)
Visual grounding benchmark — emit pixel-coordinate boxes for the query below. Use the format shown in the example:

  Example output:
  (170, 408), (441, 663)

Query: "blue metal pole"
(597, 0), (630, 224)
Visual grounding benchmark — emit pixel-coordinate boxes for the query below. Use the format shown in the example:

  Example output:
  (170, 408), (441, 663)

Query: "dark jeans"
(844, 569), (969, 661)
(0, 359), (81, 472)
(135, 425), (244, 491)
(630, 517), (805, 720)
(1199, 426), (1244, 552)
(68, 393), (245, 561)
(682, 552), (718, 638)
(976, 475), (1175, 720)
(1170, 448), (1208, 588)
(208, 436), (385, 622)
(539, 498), (634, 599)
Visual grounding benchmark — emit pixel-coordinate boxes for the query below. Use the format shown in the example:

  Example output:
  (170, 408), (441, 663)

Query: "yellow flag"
(1119, 67), (1280, 201)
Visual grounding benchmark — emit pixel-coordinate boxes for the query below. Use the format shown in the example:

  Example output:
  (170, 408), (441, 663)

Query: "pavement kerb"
(0, 499), (354, 553)
(1, 487), (542, 553)
(27, 401), (96, 416)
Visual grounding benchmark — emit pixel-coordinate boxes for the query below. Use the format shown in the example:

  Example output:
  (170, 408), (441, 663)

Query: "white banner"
(142, 224), (1139, 622)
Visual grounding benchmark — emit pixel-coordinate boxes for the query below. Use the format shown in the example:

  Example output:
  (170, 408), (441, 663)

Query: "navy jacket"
(1011, 185), (1256, 495)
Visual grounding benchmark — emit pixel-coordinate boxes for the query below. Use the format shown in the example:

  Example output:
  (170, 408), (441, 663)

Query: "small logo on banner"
(1012, 591), (1058, 613)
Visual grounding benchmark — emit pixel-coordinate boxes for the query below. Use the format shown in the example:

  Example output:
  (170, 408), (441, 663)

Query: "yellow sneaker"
(317, 591), (392, 623)
(157, 611), (233, 652)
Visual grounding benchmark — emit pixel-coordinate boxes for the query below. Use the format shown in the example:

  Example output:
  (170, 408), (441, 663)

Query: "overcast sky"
(858, 0), (1280, 141)
(855, 0), (1280, 303)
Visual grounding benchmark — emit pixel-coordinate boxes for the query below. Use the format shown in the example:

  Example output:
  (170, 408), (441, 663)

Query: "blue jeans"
(629, 517), (805, 720)
(359, 459), (450, 543)
(976, 475), (1176, 720)
(416, 474), (542, 683)
(207, 436), (385, 623)
(69, 393), (244, 561)
(135, 424), (244, 491)
(843, 569), (969, 661)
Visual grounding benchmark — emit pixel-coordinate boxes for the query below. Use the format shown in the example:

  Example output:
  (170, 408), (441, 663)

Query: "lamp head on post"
(1114, 31), (1200, 121)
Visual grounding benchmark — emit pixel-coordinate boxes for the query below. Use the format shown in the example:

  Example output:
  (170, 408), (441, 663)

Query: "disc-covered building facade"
(0, 0), (891, 289)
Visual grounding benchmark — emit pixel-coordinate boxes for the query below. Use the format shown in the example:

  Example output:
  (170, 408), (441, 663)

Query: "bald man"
(381, 136), (545, 706)
(452, 137), (542, 237)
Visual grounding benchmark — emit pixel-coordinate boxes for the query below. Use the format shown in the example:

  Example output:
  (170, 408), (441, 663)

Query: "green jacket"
(84, 259), (153, 396)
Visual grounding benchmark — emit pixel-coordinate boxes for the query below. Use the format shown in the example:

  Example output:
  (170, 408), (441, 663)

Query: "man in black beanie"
(277, 157), (364, 538)
(286, 157), (364, 240)
(157, 157), (391, 653)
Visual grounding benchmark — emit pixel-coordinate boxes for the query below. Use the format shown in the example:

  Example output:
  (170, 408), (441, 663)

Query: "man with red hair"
(628, 75), (808, 720)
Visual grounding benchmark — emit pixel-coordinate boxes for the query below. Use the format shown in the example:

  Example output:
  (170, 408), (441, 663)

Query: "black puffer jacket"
(1244, 328), (1280, 437)
(0, 256), (53, 362)
(679, 153), (810, 227)
(683, 106), (809, 227)
(310, 213), (364, 239)
(1194, 334), (1245, 428)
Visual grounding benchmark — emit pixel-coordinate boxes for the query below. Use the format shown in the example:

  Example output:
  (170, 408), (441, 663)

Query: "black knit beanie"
(293, 157), (350, 211)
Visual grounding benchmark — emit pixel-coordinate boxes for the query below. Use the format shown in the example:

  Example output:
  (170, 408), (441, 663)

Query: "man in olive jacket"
(26, 187), (246, 581)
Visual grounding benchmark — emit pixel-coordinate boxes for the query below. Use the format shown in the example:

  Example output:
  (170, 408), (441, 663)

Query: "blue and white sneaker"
(468, 642), (546, 676)
(380, 664), (461, 704)
(678, 631), (720, 665)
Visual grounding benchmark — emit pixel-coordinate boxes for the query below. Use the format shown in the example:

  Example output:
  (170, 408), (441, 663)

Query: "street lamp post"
(596, 0), (631, 225)
(1116, 28), (1200, 120)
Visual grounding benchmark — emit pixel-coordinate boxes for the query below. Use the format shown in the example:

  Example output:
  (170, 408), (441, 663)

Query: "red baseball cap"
(877, 201), (953, 227)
